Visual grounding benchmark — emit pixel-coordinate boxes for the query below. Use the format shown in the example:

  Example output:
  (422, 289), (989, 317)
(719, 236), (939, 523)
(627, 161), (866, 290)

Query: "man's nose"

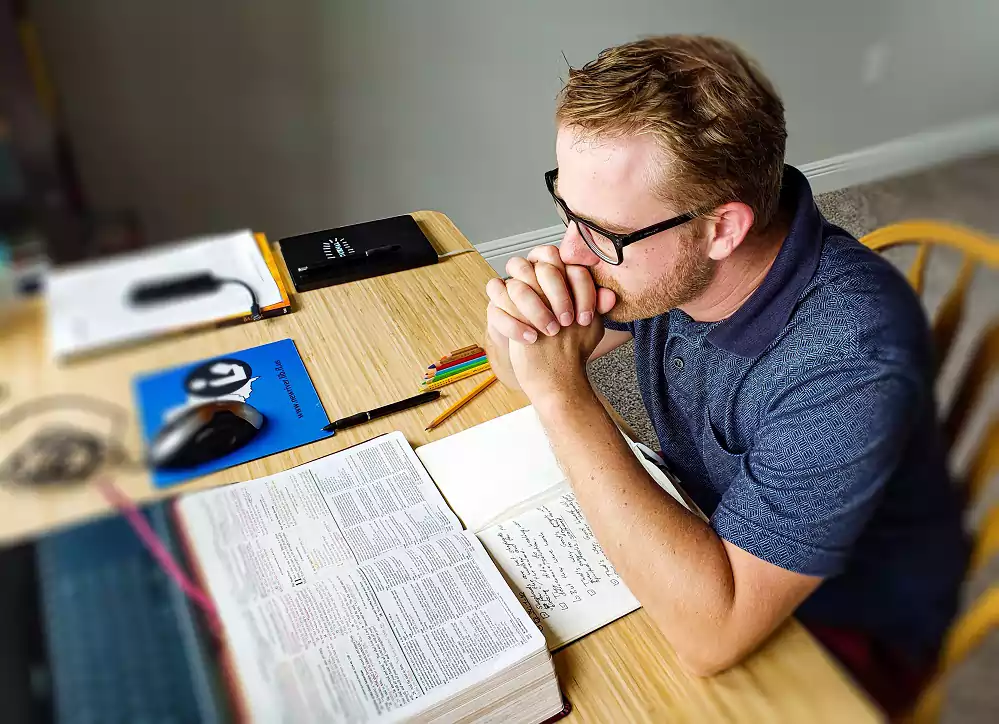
(558, 223), (601, 267)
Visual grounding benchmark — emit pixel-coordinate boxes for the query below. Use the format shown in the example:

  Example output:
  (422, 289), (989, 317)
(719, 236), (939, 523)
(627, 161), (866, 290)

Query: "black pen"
(296, 245), (402, 274)
(322, 390), (441, 434)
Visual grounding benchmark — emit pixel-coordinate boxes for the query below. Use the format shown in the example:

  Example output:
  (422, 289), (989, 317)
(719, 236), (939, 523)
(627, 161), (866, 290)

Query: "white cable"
(437, 249), (478, 259)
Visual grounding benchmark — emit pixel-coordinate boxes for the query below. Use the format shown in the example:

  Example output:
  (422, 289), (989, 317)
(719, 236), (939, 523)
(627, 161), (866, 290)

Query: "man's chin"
(595, 257), (715, 324)
(603, 299), (656, 324)
(602, 292), (681, 324)
(594, 273), (686, 323)
(595, 284), (647, 324)
(603, 305), (636, 324)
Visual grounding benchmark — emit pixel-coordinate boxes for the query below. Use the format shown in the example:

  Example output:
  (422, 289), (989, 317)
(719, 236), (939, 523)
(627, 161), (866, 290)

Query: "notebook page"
(415, 406), (688, 533)
(46, 230), (281, 358)
(476, 483), (641, 650)
(415, 406), (564, 533)
(178, 434), (545, 722)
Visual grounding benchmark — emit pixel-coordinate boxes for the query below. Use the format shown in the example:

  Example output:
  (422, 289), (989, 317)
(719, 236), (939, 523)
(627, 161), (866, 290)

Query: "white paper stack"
(45, 230), (283, 360)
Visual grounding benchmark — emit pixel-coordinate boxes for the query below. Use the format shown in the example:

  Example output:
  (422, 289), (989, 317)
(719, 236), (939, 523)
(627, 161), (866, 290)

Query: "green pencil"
(423, 356), (488, 384)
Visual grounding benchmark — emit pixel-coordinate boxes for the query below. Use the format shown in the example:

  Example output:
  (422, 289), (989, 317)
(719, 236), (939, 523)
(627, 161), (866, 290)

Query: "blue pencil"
(423, 355), (488, 382)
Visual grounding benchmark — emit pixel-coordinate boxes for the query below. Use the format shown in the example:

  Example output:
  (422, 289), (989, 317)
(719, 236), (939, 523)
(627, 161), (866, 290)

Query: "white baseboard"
(475, 225), (567, 274)
(798, 113), (999, 195)
(476, 112), (999, 272)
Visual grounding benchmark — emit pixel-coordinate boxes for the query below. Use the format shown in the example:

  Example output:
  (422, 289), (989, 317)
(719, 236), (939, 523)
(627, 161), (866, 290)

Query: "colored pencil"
(422, 363), (492, 390)
(428, 350), (484, 373)
(442, 344), (480, 361)
(427, 353), (481, 375)
(435, 350), (483, 368)
(424, 355), (488, 380)
(425, 375), (497, 431)
(423, 358), (488, 385)
(423, 363), (488, 387)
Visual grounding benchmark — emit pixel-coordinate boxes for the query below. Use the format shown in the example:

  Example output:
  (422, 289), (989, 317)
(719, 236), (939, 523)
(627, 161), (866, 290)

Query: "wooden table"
(0, 212), (881, 722)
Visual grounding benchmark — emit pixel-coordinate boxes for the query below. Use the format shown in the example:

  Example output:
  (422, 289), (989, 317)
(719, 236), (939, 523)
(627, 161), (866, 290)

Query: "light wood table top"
(0, 211), (881, 722)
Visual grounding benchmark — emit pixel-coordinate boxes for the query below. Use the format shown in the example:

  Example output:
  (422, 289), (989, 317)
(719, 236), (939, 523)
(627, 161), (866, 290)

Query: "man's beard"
(594, 233), (717, 323)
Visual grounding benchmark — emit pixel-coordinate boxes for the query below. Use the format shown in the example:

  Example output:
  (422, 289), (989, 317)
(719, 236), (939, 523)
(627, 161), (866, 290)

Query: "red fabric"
(805, 622), (934, 719)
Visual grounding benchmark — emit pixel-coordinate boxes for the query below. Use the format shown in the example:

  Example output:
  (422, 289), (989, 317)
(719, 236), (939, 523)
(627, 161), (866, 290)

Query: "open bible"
(175, 407), (686, 722)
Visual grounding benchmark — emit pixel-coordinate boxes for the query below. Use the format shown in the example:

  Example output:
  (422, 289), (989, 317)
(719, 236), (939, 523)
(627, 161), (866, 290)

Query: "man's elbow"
(668, 624), (762, 677)
(675, 645), (745, 678)
(644, 600), (750, 677)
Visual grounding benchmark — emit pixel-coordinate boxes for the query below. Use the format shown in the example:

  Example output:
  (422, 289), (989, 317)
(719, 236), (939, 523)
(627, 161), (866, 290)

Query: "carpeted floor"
(587, 152), (999, 722)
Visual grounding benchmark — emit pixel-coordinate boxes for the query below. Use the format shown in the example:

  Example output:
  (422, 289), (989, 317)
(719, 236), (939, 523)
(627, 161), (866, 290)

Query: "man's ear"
(705, 202), (755, 261)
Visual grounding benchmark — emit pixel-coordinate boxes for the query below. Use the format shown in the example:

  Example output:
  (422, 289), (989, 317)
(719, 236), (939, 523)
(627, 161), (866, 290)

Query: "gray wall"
(33, 0), (999, 246)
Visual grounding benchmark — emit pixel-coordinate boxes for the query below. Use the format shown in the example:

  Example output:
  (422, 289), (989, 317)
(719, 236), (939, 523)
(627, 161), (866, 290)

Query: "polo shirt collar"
(706, 165), (823, 358)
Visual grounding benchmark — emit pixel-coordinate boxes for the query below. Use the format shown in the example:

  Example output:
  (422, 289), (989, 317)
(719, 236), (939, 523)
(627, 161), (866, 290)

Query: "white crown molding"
(476, 112), (999, 272)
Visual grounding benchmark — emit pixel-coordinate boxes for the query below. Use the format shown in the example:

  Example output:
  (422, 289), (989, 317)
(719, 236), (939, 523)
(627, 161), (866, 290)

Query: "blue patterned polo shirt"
(605, 166), (968, 662)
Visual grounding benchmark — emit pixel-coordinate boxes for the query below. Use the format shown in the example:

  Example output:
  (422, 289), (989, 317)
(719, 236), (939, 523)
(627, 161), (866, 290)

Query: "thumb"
(596, 287), (617, 315)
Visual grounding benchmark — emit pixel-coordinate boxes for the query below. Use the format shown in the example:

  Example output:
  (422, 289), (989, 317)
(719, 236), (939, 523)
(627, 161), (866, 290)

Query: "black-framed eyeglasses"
(545, 168), (698, 265)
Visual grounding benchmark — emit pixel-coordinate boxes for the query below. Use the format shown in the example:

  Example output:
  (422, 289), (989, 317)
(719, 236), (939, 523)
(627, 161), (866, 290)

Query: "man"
(484, 36), (968, 715)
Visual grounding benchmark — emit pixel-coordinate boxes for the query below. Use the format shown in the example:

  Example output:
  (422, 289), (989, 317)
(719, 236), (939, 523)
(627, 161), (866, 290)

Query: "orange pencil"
(441, 344), (481, 362)
(425, 374), (497, 431)
(425, 351), (486, 377)
(436, 350), (483, 368)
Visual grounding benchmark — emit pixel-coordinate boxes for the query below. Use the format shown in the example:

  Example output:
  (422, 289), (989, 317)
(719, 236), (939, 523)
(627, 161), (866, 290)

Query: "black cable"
(217, 277), (261, 320)
(127, 272), (262, 321)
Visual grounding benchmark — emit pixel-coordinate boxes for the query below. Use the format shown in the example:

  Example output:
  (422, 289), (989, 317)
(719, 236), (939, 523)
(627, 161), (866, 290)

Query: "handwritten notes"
(476, 487), (640, 649)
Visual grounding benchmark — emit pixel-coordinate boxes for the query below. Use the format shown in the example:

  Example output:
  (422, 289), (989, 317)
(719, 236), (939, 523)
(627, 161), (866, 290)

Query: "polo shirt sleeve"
(710, 360), (920, 577)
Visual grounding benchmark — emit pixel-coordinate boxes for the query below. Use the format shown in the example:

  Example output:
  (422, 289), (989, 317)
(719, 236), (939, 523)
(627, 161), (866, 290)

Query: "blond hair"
(556, 35), (787, 230)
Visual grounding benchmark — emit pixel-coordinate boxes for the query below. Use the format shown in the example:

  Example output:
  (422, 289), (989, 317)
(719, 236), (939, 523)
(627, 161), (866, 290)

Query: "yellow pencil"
(421, 362), (492, 390)
(425, 374), (497, 430)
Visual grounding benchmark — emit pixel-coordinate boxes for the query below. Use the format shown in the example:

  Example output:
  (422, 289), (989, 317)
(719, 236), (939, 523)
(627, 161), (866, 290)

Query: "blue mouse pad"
(134, 338), (329, 488)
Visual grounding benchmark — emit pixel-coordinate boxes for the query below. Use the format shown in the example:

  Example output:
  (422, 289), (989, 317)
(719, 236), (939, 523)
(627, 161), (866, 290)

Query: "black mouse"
(148, 400), (265, 469)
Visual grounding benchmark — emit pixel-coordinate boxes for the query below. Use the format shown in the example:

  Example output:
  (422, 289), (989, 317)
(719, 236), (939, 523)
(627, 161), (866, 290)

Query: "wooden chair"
(859, 220), (999, 723)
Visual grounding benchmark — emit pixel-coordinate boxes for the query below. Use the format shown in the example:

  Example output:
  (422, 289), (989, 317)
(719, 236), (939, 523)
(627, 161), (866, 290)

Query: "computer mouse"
(148, 400), (265, 470)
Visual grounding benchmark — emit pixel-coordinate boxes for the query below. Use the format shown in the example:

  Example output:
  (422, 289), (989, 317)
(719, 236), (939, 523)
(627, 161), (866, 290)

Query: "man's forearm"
(532, 379), (743, 672)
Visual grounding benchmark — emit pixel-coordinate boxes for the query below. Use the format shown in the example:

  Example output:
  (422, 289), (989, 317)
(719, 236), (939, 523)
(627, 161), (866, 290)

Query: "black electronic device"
(127, 272), (262, 319)
(148, 400), (265, 469)
(278, 215), (438, 292)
